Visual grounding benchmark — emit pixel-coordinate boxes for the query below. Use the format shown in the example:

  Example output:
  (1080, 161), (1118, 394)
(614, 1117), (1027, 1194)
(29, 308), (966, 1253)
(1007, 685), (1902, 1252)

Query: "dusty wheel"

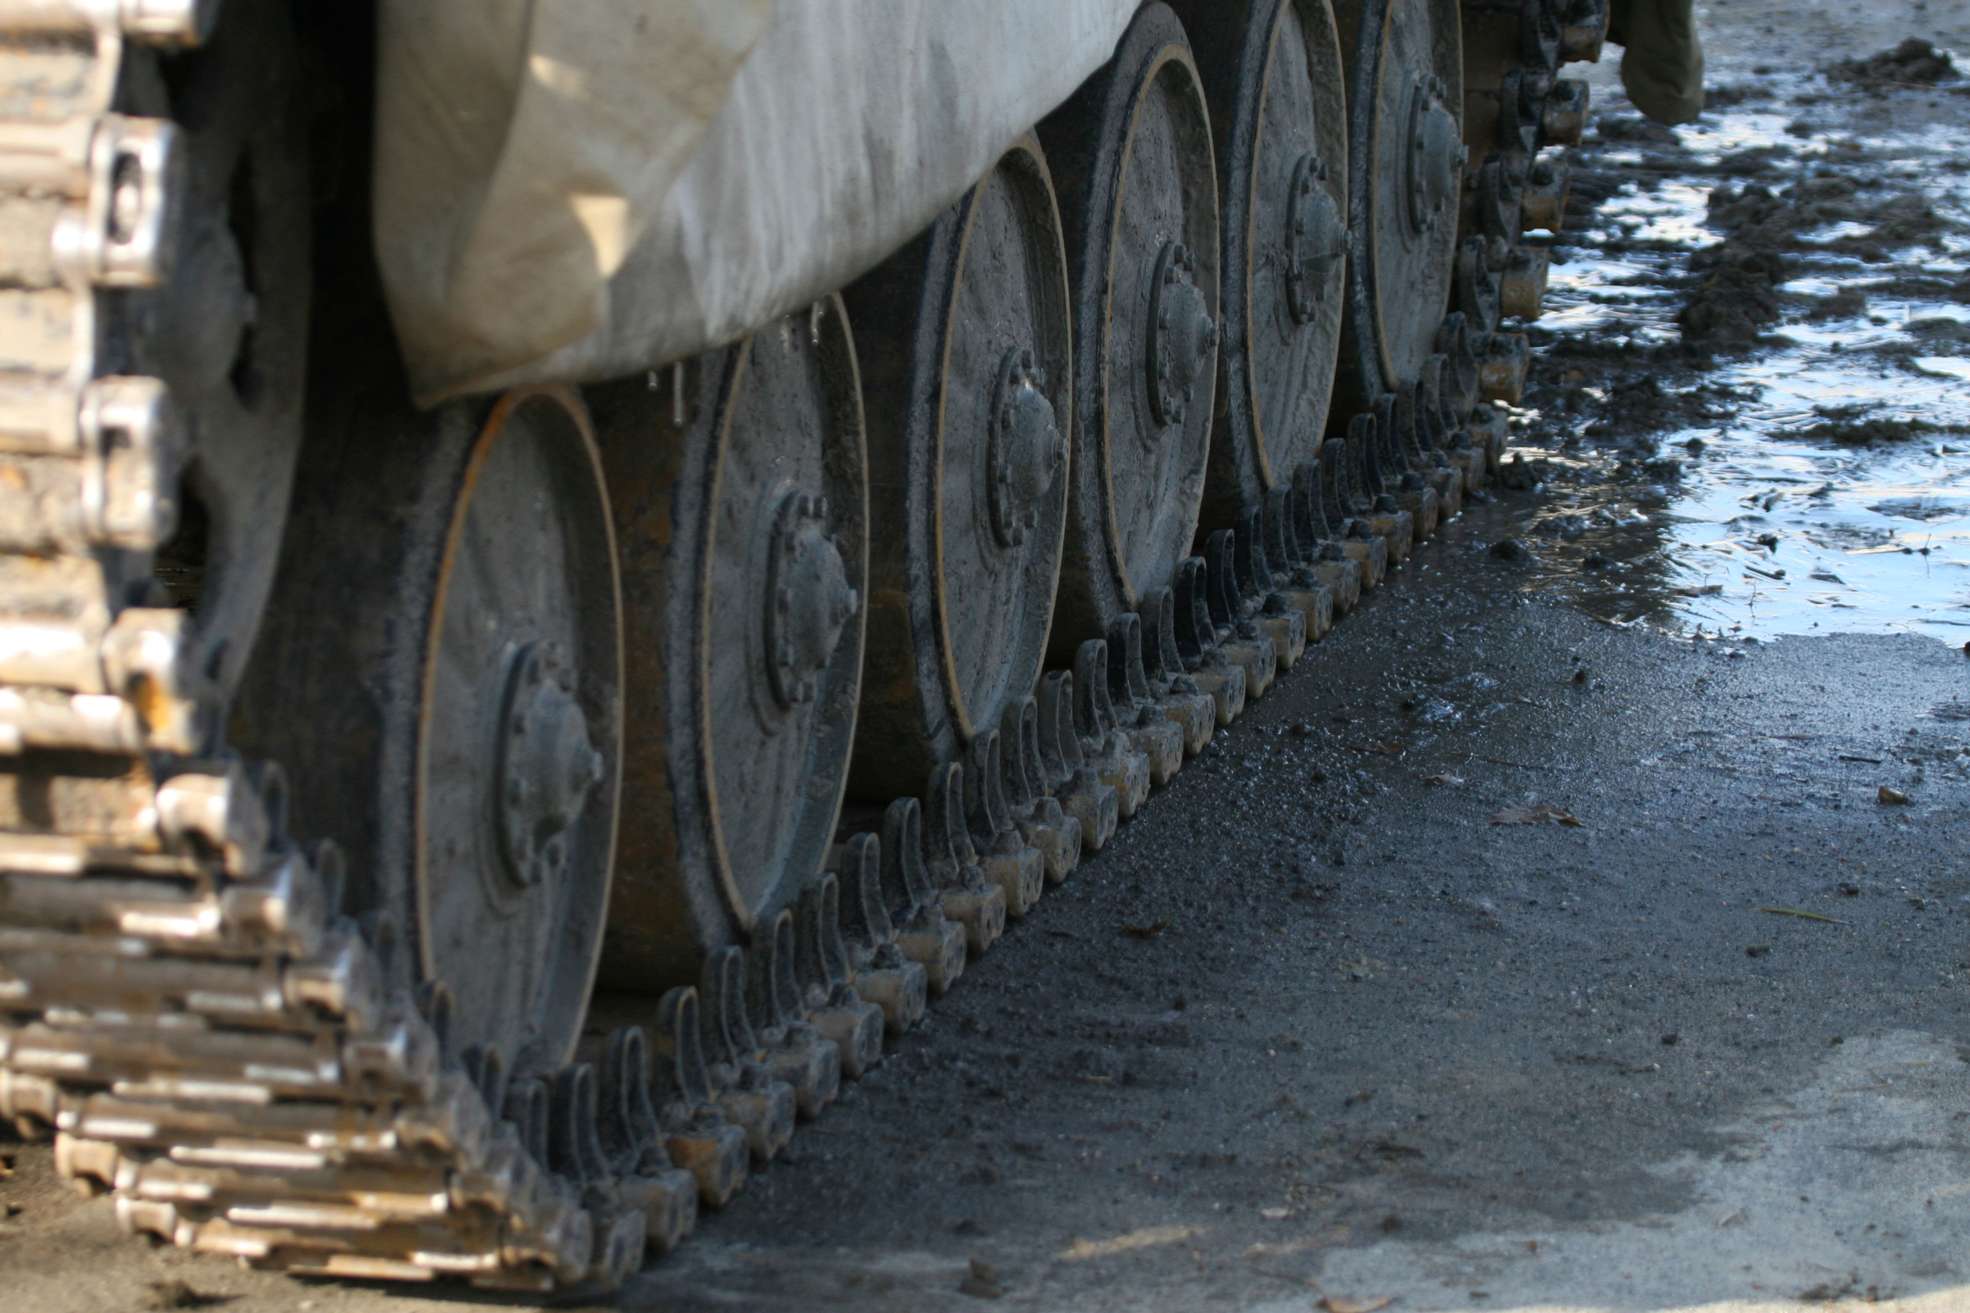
(843, 138), (1072, 801)
(1334, 0), (1464, 408)
(1176, 0), (1350, 525)
(1040, 1), (1222, 659)
(237, 387), (623, 1075)
(588, 299), (868, 990)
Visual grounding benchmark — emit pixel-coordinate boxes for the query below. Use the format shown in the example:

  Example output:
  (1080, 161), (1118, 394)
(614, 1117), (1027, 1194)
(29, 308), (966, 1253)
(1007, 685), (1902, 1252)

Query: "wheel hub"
(1406, 75), (1462, 238)
(495, 642), (604, 890)
(988, 347), (1063, 548)
(1148, 241), (1217, 428)
(766, 491), (858, 709)
(1286, 153), (1345, 325)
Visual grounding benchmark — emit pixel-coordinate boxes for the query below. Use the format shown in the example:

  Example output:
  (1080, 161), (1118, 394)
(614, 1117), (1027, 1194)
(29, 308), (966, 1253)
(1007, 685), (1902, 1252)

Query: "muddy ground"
(4, 2), (1969, 1312)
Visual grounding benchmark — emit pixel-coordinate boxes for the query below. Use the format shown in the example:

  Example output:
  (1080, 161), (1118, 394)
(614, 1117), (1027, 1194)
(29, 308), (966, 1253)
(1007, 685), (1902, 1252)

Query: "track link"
(0, 8), (638, 1290)
(1458, 0), (1606, 412)
(0, 0), (1603, 1293)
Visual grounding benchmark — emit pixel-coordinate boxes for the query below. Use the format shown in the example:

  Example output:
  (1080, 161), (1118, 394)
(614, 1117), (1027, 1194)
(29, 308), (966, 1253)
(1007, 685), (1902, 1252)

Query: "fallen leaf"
(1878, 785), (1911, 805)
(1316, 1293), (1394, 1313)
(1060, 1225), (1199, 1261)
(1489, 803), (1582, 827)
(1122, 920), (1170, 940)
(1758, 906), (1846, 925)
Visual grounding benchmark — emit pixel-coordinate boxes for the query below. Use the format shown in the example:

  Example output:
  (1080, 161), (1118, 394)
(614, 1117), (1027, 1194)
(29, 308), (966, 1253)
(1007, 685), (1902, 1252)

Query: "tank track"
(0, 0), (1604, 1293)
(0, 4), (655, 1289)
(1458, 0), (1605, 410)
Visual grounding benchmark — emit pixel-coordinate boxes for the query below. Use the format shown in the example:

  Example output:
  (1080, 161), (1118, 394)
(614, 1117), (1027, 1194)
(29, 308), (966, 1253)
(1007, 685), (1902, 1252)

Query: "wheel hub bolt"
(768, 492), (858, 708)
(1149, 242), (1216, 428)
(988, 347), (1062, 548)
(495, 642), (602, 889)
(1287, 154), (1344, 324)
(1408, 74), (1463, 237)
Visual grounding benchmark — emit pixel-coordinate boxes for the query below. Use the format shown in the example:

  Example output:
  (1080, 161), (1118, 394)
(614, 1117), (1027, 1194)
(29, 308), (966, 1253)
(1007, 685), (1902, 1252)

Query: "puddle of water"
(1522, 431), (1970, 640)
(1515, 92), (1970, 645)
(1671, 108), (1822, 160)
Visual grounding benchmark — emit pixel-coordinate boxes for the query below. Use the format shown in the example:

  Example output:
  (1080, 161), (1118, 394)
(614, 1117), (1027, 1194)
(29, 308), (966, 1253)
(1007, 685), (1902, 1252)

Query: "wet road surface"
(4, 3), (1968, 1312)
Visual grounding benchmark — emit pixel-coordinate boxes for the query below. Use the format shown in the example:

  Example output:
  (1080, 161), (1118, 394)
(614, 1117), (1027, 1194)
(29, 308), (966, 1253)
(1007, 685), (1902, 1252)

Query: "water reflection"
(1510, 82), (1970, 644)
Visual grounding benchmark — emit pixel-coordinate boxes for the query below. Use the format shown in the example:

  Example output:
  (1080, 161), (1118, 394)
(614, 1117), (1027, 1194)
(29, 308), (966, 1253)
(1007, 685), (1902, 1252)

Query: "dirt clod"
(1797, 1270), (1868, 1302)
(1827, 39), (1958, 88)
(144, 1283), (230, 1311)
(1793, 407), (1940, 446)
(958, 1258), (1004, 1300)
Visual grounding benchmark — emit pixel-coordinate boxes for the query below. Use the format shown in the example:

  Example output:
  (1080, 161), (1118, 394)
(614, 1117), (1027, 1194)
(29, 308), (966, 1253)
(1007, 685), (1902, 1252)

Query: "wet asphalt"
(4, 3), (1969, 1312)
(614, 523), (1970, 1313)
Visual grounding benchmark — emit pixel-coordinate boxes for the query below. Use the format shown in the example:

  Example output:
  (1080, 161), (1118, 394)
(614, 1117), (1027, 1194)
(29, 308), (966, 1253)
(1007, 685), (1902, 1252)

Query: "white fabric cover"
(375, 0), (1138, 403)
